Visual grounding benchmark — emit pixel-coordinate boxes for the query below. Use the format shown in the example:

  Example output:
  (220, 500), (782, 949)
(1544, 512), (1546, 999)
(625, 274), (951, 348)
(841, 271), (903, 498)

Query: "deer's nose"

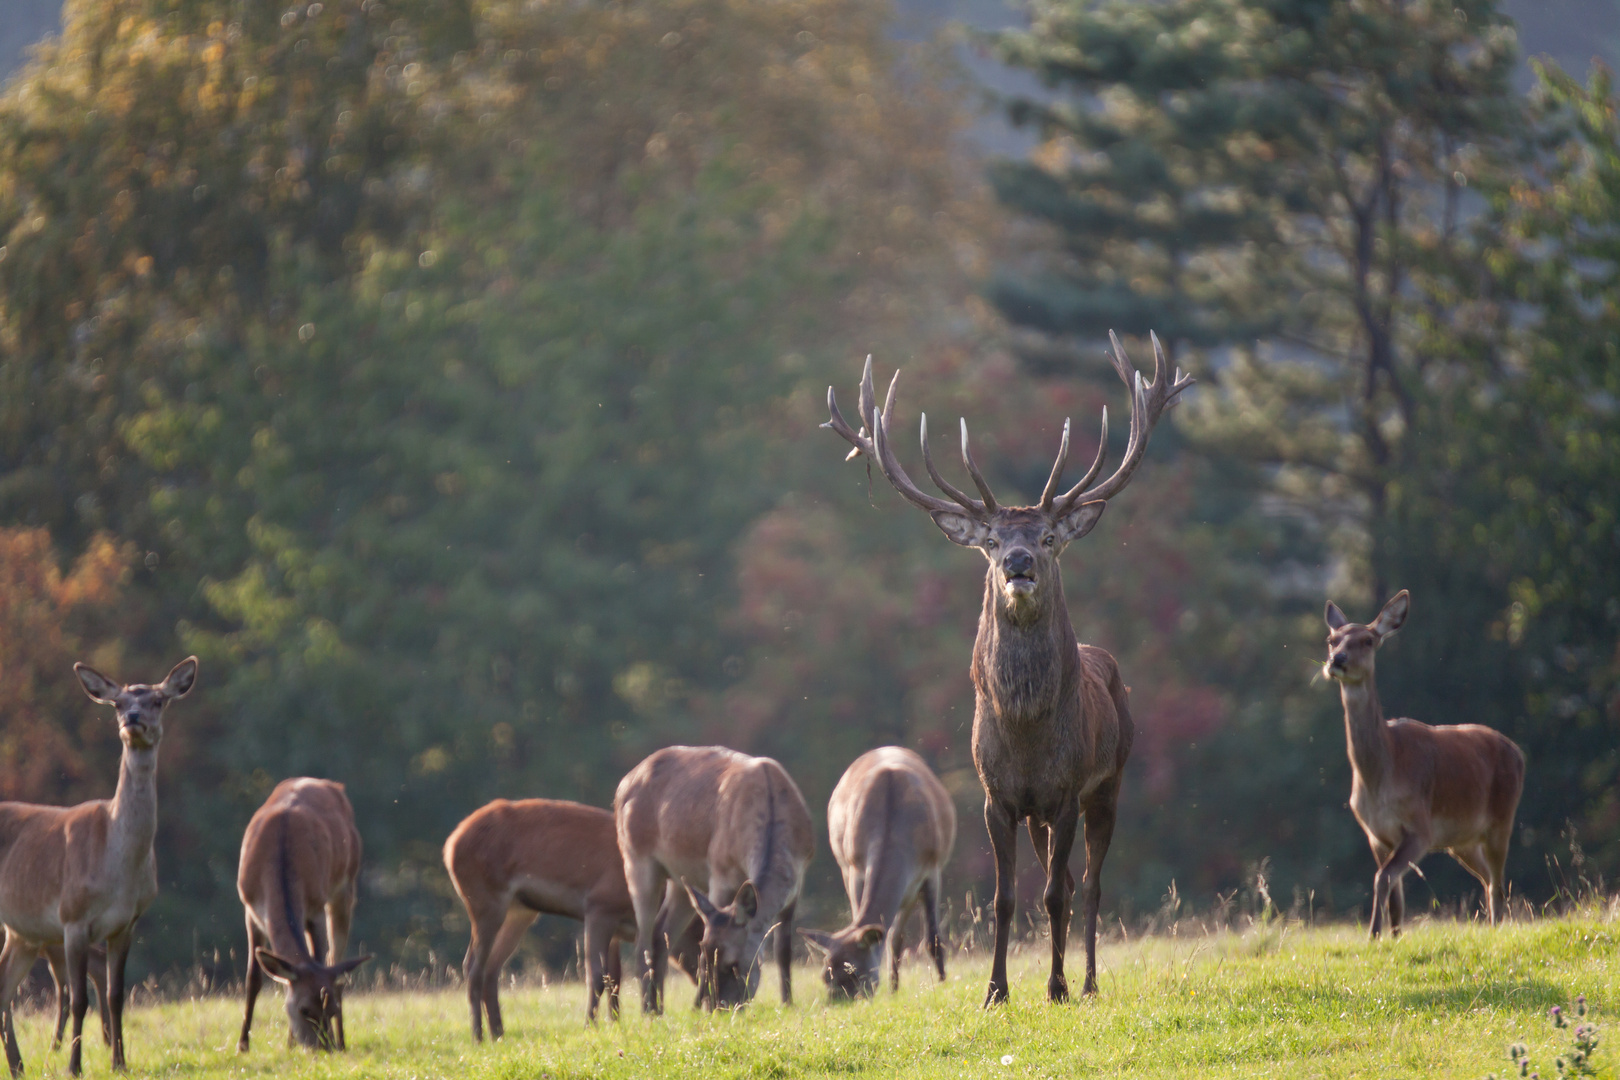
(1003, 550), (1034, 577)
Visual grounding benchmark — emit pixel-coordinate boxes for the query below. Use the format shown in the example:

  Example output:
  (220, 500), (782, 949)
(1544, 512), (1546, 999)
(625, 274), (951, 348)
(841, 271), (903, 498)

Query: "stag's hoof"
(983, 982), (1010, 1008)
(237, 1038), (250, 1053)
(1047, 975), (1069, 1004)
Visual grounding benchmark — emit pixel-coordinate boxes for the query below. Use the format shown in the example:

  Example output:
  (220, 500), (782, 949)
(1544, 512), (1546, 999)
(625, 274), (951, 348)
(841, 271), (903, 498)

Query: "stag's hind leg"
(1077, 789), (1117, 999)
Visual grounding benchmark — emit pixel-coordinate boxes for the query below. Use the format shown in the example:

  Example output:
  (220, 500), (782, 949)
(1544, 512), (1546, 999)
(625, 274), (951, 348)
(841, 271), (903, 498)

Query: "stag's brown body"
(802, 747), (955, 998)
(615, 746), (813, 1012)
(0, 656), (196, 1077)
(1324, 592), (1525, 937)
(444, 799), (636, 1035)
(237, 778), (366, 1052)
(824, 335), (1190, 1005)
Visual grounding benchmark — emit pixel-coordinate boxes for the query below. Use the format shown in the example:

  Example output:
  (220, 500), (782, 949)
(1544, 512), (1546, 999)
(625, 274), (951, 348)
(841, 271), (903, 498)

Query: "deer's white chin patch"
(1005, 577), (1036, 596)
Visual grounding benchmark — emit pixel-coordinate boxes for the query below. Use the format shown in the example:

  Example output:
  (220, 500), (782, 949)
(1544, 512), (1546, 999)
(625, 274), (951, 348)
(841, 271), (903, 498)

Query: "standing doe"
(236, 777), (369, 1052)
(800, 747), (956, 999)
(615, 746), (813, 1012)
(1323, 590), (1525, 937)
(0, 656), (197, 1077)
(444, 798), (638, 1036)
(824, 334), (1191, 1005)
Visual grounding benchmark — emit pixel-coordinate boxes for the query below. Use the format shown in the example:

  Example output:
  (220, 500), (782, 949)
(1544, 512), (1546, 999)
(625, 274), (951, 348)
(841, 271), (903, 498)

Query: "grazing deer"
(0, 656), (197, 1077)
(236, 777), (369, 1052)
(824, 335), (1192, 1005)
(444, 799), (640, 1036)
(615, 745), (813, 1012)
(1322, 591), (1525, 937)
(800, 747), (956, 999)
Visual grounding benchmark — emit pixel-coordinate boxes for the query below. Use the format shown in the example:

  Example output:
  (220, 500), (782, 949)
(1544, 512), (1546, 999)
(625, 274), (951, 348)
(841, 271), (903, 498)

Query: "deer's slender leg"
(628, 861), (666, 1015)
(1079, 786), (1117, 997)
(327, 892), (354, 1050)
(983, 797), (1018, 1007)
(583, 910), (617, 1024)
(775, 899), (796, 1006)
(64, 927), (90, 1077)
(1041, 802), (1081, 1003)
(481, 906), (537, 1040)
(922, 875), (946, 981)
(239, 918), (265, 1052)
(888, 916), (906, 993)
(0, 930), (33, 1078)
(105, 925), (134, 1072)
(1370, 832), (1426, 940)
(1483, 827), (1513, 925)
(606, 935), (623, 1019)
(48, 944), (70, 1049)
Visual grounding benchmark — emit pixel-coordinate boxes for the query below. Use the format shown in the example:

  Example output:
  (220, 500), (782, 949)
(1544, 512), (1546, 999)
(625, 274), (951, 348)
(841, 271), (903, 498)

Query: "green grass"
(11, 913), (1617, 1078)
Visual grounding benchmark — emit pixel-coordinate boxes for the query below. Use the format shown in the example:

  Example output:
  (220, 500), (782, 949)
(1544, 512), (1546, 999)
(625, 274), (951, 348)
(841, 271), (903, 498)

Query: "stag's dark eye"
(1042, 535), (1055, 547)
(984, 539), (998, 550)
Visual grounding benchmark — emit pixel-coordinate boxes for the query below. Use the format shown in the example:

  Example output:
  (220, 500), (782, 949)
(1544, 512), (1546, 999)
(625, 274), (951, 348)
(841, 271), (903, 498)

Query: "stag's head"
(685, 880), (759, 1010)
(798, 923), (885, 999)
(74, 656), (198, 751)
(255, 949), (370, 1050)
(823, 332), (1193, 624)
(1323, 591), (1409, 686)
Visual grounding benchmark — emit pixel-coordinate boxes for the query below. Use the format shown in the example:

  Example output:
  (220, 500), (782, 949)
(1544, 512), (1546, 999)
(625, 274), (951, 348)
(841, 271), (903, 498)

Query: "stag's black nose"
(1003, 550), (1034, 577)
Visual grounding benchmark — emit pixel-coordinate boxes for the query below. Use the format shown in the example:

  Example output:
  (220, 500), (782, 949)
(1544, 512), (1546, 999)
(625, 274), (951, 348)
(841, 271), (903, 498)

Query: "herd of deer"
(0, 334), (1526, 1075)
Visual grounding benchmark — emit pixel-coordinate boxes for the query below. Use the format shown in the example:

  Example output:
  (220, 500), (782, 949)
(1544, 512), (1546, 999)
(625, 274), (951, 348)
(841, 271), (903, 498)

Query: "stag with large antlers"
(825, 333), (1192, 1005)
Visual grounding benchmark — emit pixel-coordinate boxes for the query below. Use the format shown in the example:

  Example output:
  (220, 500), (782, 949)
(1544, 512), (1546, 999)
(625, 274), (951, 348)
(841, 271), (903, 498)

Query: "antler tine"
(823, 384), (872, 462)
(858, 354), (877, 435)
(958, 419), (999, 513)
(1038, 418), (1071, 512)
(1056, 406), (1108, 506)
(1059, 330), (1196, 510)
(870, 391), (972, 517)
(920, 413), (988, 515)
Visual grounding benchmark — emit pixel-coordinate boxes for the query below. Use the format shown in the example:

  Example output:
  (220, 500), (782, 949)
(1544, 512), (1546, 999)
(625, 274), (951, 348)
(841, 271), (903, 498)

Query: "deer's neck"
(107, 745), (159, 872)
(850, 774), (913, 929)
(1339, 680), (1393, 785)
(973, 570), (1077, 727)
(266, 815), (316, 962)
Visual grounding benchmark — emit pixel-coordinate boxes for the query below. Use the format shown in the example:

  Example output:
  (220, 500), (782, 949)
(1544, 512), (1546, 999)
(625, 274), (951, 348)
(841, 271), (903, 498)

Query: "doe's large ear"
(328, 955), (371, 981)
(683, 879), (722, 925)
(160, 656), (198, 699)
(928, 510), (990, 549)
(1370, 590), (1410, 639)
(1054, 500), (1106, 544)
(854, 924), (885, 949)
(732, 880), (759, 921)
(255, 949), (301, 985)
(797, 928), (834, 955)
(1325, 601), (1349, 631)
(74, 663), (121, 705)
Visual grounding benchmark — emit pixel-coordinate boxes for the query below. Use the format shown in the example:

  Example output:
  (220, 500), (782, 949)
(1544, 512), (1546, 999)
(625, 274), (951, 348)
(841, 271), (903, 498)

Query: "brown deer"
(0, 656), (196, 1077)
(444, 798), (641, 1036)
(799, 747), (956, 999)
(824, 335), (1191, 1005)
(236, 777), (369, 1053)
(1322, 591), (1525, 937)
(615, 745), (813, 1012)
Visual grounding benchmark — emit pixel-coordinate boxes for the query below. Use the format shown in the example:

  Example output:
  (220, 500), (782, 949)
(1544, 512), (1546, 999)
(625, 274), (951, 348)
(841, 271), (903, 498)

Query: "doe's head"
(1323, 591), (1410, 685)
(74, 655), (198, 751)
(255, 949), (370, 1050)
(685, 880), (759, 1011)
(799, 924), (885, 1000)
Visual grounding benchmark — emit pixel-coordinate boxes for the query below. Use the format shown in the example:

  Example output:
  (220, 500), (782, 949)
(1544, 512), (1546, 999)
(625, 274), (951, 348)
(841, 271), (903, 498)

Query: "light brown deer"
(799, 747), (956, 999)
(236, 778), (368, 1052)
(615, 746), (813, 1012)
(444, 798), (640, 1036)
(824, 335), (1191, 1005)
(1322, 591), (1525, 937)
(0, 656), (196, 1077)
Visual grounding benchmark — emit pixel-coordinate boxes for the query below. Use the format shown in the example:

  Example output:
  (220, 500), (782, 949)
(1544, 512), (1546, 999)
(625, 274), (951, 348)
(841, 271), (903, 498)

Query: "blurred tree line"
(0, 0), (1613, 980)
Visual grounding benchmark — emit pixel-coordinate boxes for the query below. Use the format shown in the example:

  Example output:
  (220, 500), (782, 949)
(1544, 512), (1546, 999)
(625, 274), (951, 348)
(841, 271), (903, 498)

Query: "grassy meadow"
(8, 912), (1617, 1079)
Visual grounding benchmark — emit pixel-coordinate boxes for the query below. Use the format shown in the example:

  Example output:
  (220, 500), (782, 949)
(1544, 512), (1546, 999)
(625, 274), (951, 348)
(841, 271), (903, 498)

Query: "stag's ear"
(1054, 500), (1106, 544)
(74, 663), (120, 705)
(328, 955), (371, 981)
(255, 949), (301, 985)
(797, 928), (834, 955)
(1325, 601), (1349, 631)
(732, 880), (759, 921)
(1370, 590), (1410, 639)
(854, 924), (885, 949)
(928, 510), (990, 548)
(160, 656), (198, 699)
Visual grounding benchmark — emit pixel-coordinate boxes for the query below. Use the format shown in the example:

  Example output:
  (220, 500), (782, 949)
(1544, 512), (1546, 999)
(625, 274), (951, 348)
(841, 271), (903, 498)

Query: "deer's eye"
(984, 539), (998, 550)
(1042, 535), (1055, 547)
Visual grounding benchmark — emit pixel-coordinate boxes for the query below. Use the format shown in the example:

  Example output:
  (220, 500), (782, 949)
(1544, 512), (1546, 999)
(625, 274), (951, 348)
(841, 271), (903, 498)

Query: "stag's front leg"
(983, 798), (1018, 1007)
(1079, 786), (1118, 997)
(1042, 801), (1081, 1004)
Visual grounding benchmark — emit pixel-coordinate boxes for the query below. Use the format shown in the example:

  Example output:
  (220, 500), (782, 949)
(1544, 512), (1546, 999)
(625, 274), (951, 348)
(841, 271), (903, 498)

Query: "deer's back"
(445, 798), (630, 921)
(828, 748), (954, 875)
(238, 778), (361, 913)
(0, 799), (114, 940)
(1385, 720), (1525, 843)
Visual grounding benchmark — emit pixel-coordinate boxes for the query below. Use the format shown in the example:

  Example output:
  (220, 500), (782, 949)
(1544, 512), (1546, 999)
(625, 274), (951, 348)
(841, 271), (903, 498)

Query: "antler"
(1046, 330), (1194, 513)
(824, 357), (991, 519)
